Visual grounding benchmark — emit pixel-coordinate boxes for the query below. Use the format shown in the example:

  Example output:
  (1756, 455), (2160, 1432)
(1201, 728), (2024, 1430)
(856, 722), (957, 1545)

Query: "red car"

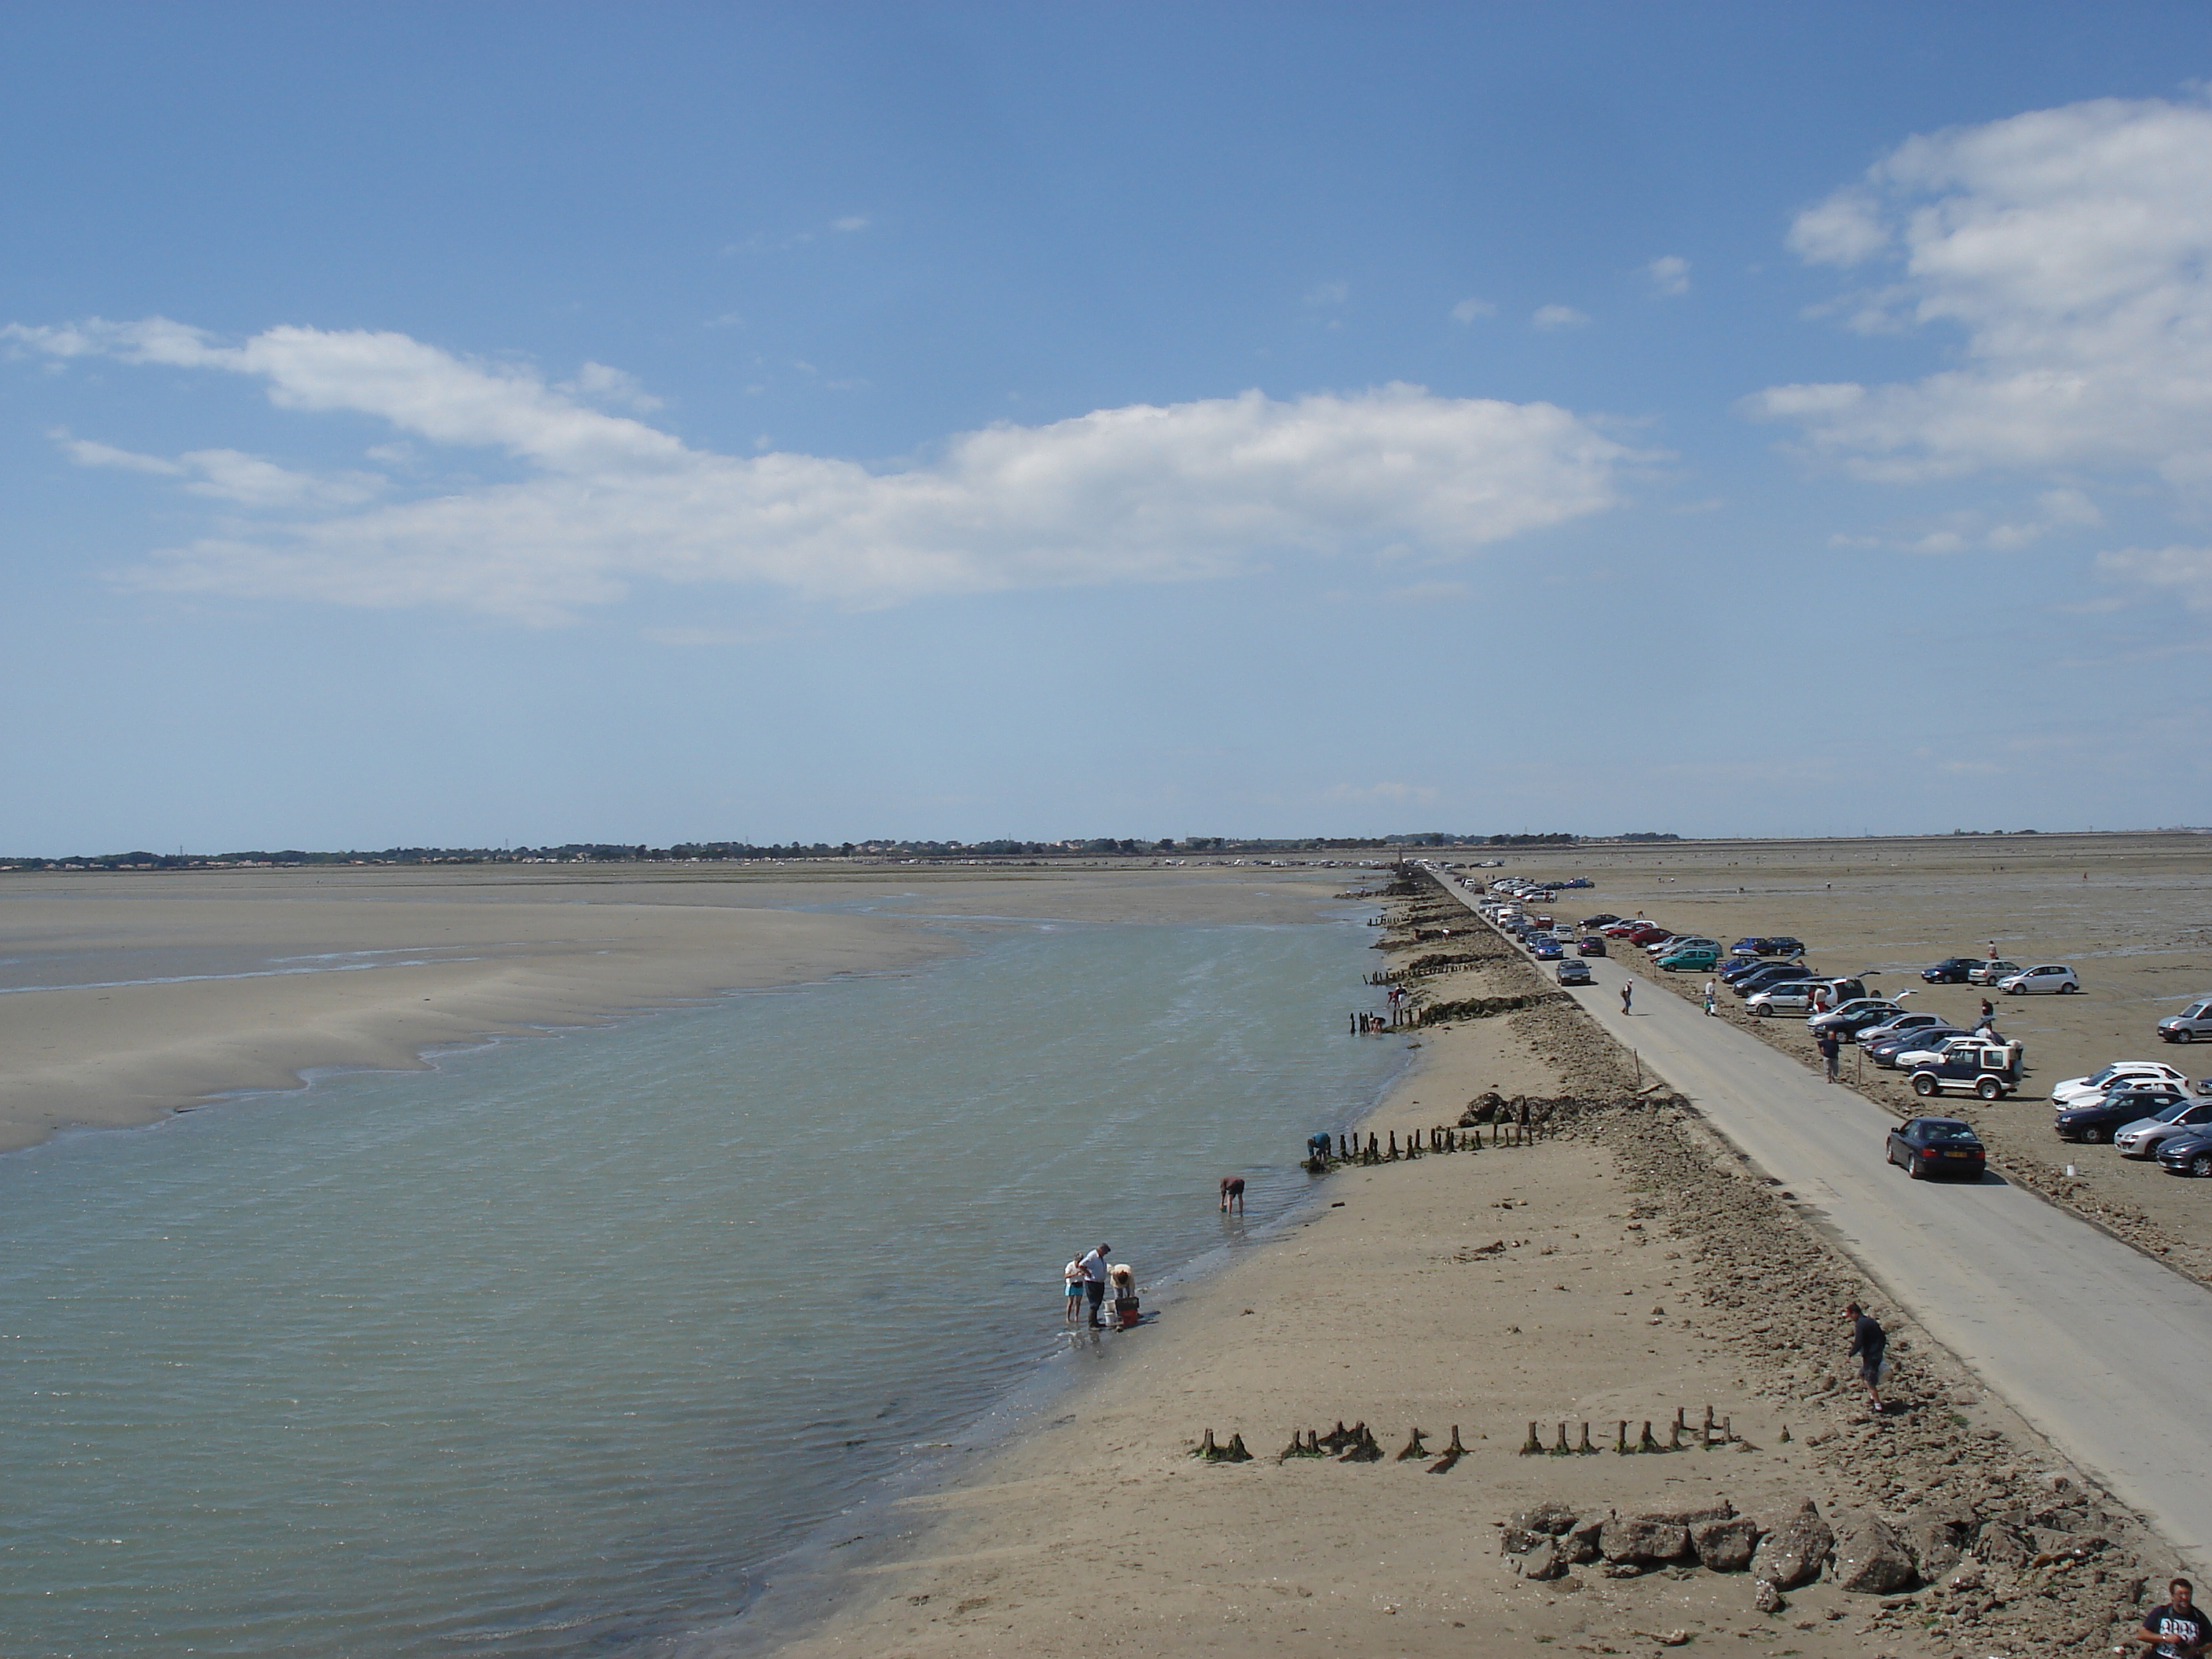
(1601, 921), (1646, 938)
(1624, 925), (1672, 947)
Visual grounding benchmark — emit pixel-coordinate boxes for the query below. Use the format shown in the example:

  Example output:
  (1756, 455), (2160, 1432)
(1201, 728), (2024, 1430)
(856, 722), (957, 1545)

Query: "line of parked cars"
(2044, 1060), (2212, 1174)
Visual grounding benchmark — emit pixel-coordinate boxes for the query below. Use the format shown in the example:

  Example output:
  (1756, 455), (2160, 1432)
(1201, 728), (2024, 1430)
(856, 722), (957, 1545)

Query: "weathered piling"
(1519, 1421), (1544, 1456)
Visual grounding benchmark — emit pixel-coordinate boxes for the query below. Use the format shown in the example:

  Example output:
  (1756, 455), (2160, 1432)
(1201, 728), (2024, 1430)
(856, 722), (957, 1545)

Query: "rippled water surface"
(0, 917), (1400, 1657)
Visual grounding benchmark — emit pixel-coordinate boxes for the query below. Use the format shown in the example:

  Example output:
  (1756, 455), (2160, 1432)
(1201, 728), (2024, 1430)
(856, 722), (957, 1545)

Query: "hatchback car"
(1531, 940), (1565, 961)
(1967, 958), (2023, 987)
(2156, 1130), (2212, 1178)
(1579, 914), (1621, 930)
(2113, 1097), (2212, 1158)
(1884, 1116), (1987, 1180)
(1921, 957), (1984, 984)
(2000, 964), (2081, 996)
(1555, 960), (1594, 986)
(1576, 936), (1607, 957)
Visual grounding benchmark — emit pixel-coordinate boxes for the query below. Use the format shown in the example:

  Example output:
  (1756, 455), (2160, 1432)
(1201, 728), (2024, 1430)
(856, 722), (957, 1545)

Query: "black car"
(1730, 963), (1817, 998)
(1720, 956), (1779, 985)
(1921, 957), (1984, 984)
(2053, 1086), (2192, 1143)
(1765, 937), (1807, 958)
(1579, 913), (1621, 929)
(2157, 1129), (2212, 1178)
(1884, 1116), (1987, 1180)
(1577, 936), (1607, 957)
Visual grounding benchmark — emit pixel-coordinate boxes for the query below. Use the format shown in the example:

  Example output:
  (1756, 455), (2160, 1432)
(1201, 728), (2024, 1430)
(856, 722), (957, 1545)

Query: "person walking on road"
(1079, 1243), (1112, 1329)
(1621, 977), (1634, 1016)
(1702, 977), (1717, 1016)
(1846, 1302), (1887, 1412)
(2137, 1579), (2207, 1659)
(1818, 1029), (1841, 1083)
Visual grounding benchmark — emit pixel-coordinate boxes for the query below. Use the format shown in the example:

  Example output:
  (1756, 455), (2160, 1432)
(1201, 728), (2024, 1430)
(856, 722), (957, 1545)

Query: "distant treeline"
(0, 830), (1661, 871)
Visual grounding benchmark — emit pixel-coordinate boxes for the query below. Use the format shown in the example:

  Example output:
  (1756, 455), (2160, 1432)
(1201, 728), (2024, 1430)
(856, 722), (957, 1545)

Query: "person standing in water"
(1062, 1254), (1086, 1325)
(1079, 1243), (1112, 1329)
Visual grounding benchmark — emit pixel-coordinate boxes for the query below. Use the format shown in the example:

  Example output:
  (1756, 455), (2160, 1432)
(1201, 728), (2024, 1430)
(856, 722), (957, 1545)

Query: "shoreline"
(726, 869), (2183, 1659)
(0, 863), (1342, 1157)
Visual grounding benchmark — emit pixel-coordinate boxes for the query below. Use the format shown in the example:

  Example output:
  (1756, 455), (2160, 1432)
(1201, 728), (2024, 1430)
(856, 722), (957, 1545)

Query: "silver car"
(2158, 996), (2212, 1044)
(2114, 1097), (2212, 1158)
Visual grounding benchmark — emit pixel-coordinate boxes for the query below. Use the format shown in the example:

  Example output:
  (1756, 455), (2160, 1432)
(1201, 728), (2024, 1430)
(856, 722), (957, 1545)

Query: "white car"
(1897, 1033), (2011, 1069)
(1999, 963), (2080, 995)
(2049, 1061), (2192, 1108)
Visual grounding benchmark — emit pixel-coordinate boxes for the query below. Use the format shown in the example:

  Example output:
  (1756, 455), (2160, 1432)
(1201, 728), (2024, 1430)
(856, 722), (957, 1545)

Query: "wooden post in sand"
(1616, 1420), (1629, 1453)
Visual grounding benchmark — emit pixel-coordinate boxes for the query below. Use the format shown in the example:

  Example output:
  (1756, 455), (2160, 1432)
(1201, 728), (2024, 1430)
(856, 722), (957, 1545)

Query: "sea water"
(0, 914), (1403, 1657)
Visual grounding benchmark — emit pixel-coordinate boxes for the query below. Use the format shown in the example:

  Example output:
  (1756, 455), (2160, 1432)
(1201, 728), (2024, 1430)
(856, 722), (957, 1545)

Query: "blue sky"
(5, 2), (2211, 851)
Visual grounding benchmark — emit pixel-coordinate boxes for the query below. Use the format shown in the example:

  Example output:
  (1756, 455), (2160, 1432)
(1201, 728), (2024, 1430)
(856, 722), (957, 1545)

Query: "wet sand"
(0, 862), (1354, 1155)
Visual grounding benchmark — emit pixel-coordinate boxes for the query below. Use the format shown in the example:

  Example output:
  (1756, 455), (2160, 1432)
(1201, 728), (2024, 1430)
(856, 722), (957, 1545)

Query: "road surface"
(1423, 868), (2212, 1569)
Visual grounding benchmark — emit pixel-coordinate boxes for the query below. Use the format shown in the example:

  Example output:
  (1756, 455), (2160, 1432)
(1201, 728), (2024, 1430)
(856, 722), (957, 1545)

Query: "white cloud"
(831, 215), (870, 233)
(8, 317), (1645, 624)
(560, 361), (664, 412)
(1827, 487), (2104, 555)
(1644, 255), (1690, 296)
(1532, 304), (1591, 330)
(56, 428), (382, 506)
(2097, 544), (2212, 610)
(1448, 296), (1496, 324)
(1303, 280), (1350, 306)
(1751, 97), (2212, 489)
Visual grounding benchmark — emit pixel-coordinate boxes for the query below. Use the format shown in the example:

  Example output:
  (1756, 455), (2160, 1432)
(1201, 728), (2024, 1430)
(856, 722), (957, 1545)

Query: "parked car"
(2155, 1129), (2212, 1178)
(1730, 963), (1817, 998)
(1558, 878), (1595, 888)
(1747, 976), (1868, 1016)
(1657, 945), (1722, 972)
(1921, 958), (1984, 984)
(1555, 959), (1594, 986)
(2114, 1097), (2212, 1158)
(1720, 955), (1781, 985)
(1729, 937), (1777, 958)
(1895, 1032), (2010, 1069)
(1577, 936), (1608, 957)
(2049, 1062), (2195, 1108)
(1909, 1042), (2022, 1101)
(1623, 925), (1672, 946)
(1858, 1010), (1953, 1049)
(1807, 998), (1906, 1038)
(1999, 964), (2081, 996)
(1967, 958), (2023, 987)
(2158, 996), (2212, 1043)
(2053, 1085), (2193, 1143)
(1764, 937), (1807, 958)
(1884, 1116), (1988, 1180)
(1579, 913), (1621, 929)
(1602, 920), (1650, 938)
(1865, 1025), (1968, 1068)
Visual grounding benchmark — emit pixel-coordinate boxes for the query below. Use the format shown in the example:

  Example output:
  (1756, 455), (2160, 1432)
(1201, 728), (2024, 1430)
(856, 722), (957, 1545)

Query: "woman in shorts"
(1063, 1257), (1086, 1325)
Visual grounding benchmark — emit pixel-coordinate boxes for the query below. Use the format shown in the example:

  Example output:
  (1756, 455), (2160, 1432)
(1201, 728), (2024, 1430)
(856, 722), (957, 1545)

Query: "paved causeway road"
(1423, 868), (2212, 1571)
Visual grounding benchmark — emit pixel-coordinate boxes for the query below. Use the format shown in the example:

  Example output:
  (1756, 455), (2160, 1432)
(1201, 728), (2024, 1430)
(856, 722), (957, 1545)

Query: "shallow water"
(0, 916), (1401, 1657)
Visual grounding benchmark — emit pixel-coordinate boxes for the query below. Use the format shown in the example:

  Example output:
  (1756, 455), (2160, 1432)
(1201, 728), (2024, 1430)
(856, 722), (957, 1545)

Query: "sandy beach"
(716, 856), (2190, 1659)
(0, 862), (1350, 1155)
(9, 844), (2199, 1658)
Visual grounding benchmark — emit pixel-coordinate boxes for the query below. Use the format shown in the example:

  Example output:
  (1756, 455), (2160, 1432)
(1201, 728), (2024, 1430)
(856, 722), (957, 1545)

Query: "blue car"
(1532, 941), (1565, 961)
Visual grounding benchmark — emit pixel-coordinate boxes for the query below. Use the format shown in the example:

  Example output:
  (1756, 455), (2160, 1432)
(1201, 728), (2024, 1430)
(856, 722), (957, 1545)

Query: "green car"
(1656, 945), (1719, 972)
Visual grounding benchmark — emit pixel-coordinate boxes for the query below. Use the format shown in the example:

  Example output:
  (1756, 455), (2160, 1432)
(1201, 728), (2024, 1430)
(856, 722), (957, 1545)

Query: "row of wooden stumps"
(1517, 1406), (1741, 1457)
(1192, 1423), (1468, 1473)
(1306, 1122), (1540, 1174)
(1349, 1006), (1413, 1030)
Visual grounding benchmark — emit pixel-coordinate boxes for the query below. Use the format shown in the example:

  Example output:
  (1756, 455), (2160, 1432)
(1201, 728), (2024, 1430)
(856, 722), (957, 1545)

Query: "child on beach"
(1063, 1257), (1086, 1325)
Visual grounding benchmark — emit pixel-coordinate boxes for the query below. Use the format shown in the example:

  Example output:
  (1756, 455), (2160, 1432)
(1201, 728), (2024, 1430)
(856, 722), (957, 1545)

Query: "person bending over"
(1845, 1302), (1886, 1412)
